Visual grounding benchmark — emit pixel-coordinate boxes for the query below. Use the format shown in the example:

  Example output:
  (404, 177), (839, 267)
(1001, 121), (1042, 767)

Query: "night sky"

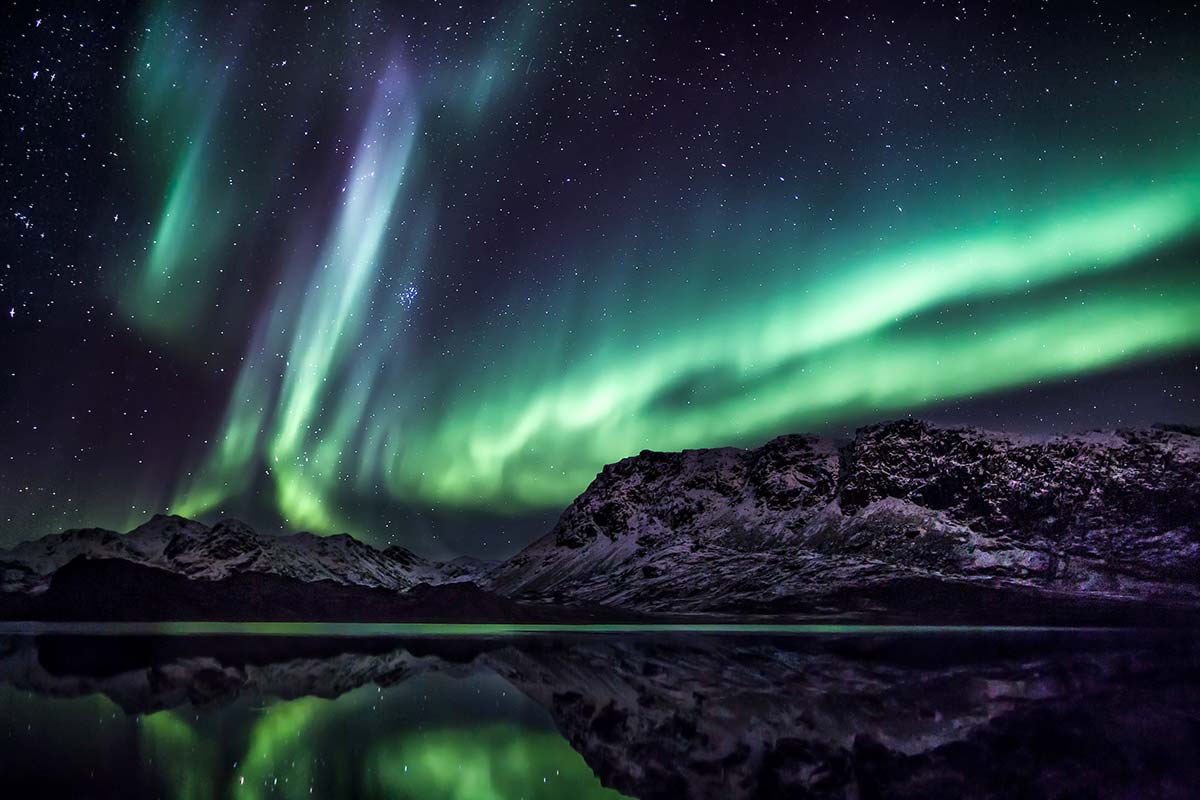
(2, 0), (1198, 556)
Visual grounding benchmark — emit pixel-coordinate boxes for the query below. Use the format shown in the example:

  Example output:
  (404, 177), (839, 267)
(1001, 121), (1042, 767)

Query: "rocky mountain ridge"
(490, 419), (1200, 613)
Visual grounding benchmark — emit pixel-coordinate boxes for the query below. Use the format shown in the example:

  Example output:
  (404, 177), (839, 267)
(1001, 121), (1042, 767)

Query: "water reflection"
(1, 629), (1198, 798)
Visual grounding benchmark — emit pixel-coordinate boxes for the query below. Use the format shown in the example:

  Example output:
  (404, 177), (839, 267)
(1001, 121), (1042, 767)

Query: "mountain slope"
(0, 556), (611, 623)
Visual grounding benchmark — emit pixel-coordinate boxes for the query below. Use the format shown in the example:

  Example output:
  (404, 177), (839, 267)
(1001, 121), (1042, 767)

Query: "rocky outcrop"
(490, 420), (1200, 614)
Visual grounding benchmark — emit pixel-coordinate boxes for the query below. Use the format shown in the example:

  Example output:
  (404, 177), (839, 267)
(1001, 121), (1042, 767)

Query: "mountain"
(0, 514), (559, 623)
(0, 514), (492, 595)
(491, 420), (1200, 616)
(1, 419), (1197, 621)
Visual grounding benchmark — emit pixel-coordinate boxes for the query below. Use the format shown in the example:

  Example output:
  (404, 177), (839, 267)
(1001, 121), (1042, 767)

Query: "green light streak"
(270, 112), (415, 460)
(141, 710), (217, 800)
(174, 68), (422, 529)
(233, 698), (323, 800)
(120, 3), (235, 337)
(366, 723), (631, 800)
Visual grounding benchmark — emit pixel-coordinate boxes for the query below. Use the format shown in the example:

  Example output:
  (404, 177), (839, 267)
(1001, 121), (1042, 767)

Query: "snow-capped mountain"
(490, 420), (1200, 613)
(0, 514), (489, 595)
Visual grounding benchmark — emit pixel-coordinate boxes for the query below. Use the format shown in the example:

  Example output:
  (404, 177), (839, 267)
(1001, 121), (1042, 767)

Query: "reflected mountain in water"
(2, 630), (1199, 798)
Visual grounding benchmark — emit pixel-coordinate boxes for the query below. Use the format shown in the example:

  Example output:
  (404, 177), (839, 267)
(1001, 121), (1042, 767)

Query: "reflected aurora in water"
(0, 681), (630, 799)
(4, 630), (1199, 798)
(131, 689), (630, 799)
(366, 724), (628, 799)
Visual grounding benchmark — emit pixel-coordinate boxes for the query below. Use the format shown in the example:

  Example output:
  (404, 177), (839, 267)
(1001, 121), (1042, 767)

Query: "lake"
(1, 624), (1198, 798)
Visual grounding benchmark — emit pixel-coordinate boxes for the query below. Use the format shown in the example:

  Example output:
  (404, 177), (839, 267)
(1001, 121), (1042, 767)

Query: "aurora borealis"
(3, 1), (1199, 553)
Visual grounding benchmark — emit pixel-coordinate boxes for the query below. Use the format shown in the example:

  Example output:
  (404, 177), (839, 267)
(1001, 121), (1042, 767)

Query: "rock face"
(0, 514), (495, 596)
(490, 420), (1200, 614)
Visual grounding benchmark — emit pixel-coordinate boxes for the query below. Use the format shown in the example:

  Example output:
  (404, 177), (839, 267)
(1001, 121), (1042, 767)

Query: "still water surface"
(1, 625), (1198, 799)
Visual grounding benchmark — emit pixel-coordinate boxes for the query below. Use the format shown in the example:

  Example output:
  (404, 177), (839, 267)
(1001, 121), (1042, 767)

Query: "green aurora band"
(110, 2), (1200, 536)
(172, 167), (1200, 530)
(379, 180), (1200, 509)
(120, 5), (241, 337)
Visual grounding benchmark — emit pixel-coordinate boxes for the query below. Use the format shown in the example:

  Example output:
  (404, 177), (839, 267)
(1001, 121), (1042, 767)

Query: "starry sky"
(2, 0), (1198, 555)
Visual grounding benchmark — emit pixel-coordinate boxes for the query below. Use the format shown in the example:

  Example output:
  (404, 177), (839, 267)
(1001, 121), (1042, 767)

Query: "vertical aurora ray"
(172, 302), (285, 520)
(270, 65), (417, 462)
(120, 2), (243, 337)
(175, 59), (423, 530)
